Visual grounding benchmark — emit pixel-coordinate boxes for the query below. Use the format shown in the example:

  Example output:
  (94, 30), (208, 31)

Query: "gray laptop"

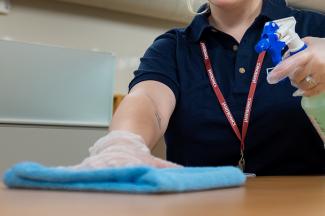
(0, 39), (115, 127)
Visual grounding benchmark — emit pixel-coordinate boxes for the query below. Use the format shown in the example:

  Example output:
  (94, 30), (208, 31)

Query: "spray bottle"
(255, 16), (325, 143)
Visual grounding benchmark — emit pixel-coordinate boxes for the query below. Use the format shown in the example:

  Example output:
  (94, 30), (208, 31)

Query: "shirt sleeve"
(316, 16), (325, 37)
(128, 30), (180, 101)
(297, 10), (325, 37)
(309, 11), (325, 37)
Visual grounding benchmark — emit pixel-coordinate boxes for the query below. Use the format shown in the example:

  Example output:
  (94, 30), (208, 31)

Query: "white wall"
(0, 0), (184, 94)
(0, 0), (183, 173)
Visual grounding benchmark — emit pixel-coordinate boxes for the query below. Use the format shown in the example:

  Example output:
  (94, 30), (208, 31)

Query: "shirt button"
(239, 67), (246, 74)
(233, 45), (238, 51)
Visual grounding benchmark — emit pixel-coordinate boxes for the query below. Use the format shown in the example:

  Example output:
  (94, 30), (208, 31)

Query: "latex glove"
(72, 130), (181, 169)
(267, 37), (325, 97)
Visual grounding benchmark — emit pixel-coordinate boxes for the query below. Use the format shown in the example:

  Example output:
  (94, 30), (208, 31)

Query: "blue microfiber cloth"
(3, 162), (246, 193)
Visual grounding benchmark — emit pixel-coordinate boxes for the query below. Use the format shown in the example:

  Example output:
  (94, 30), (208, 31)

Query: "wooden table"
(1, 176), (324, 216)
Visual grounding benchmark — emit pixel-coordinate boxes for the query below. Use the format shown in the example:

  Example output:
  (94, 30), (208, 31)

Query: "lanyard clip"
(238, 150), (245, 171)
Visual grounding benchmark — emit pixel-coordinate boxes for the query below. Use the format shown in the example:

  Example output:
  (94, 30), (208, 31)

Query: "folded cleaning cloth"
(3, 162), (246, 193)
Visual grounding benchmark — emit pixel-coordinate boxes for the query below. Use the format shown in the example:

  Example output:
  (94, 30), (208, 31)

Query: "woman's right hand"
(71, 80), (179, 170)
(72, 130), (181, 169)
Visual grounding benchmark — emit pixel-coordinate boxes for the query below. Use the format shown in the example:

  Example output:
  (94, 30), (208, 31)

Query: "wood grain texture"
(1, 176), (324, 216)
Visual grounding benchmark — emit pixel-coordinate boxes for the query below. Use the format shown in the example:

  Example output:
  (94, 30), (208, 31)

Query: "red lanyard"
(199, 41), (266, 171)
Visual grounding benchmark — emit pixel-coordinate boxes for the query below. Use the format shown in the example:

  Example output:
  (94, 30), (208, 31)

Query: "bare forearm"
(109, 92), (167, 149)
(76, 81), (178, 169)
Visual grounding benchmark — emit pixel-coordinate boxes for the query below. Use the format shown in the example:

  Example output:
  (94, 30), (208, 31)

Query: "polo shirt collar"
(185, 0), (292, 42)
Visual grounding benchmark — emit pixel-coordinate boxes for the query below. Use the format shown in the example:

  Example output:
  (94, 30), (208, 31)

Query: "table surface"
(1, 176), (324, 216)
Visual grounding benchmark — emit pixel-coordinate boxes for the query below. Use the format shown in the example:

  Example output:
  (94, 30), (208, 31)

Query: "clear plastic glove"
(267, 37), (325, 97)
(72, 130), (181, 169)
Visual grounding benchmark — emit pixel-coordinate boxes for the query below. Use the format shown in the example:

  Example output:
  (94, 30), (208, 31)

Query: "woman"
(75, 0), (325, 175)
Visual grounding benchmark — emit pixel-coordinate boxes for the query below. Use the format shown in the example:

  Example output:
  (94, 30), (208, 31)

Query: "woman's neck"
(208, 0), (263, 42)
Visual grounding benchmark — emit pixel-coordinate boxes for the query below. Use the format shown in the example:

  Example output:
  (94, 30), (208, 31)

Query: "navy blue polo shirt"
(129, 0), (325, 175)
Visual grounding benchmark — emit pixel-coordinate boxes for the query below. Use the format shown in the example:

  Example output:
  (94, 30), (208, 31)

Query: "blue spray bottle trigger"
(254, 21), (286, 65)
(255, 19), (307, 82)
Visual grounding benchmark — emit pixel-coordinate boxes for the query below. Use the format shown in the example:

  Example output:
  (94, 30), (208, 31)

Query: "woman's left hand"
(267, 37), (325, 97)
